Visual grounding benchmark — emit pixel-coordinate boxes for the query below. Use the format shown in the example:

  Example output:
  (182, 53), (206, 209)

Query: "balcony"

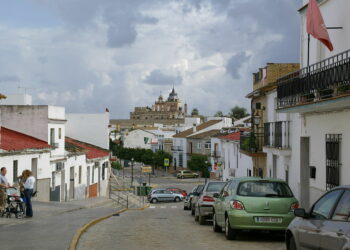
(211, 151), (221, 158)
(239, 131), (264, 154)
(264, 121), (290, 149)
(171, 146), (183, 151)
(277, 50), (350, 112)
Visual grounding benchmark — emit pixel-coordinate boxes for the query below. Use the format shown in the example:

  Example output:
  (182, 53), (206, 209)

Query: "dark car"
(286, 186), (350, 250)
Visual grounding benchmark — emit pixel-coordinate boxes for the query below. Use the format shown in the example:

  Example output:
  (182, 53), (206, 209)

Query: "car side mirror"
(213, 193), (220, 198)
(294, 208), (309, 218)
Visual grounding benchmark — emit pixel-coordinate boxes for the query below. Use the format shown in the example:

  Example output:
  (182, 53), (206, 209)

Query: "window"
(255, 102), (261, 110)
(102, 164), (105, 180)
(312, 190), (343, 219)
(205, 141), (211, 149)
(58, 128), (62, 139)
(206, 182), (226, 192)
(197, 143), (201, 149)
(326, 134), (342, 190)
(50, 128), (55, 146)
(237, 181), (293, 198)
(78, 166), (82, 184)
(13, 160), (18, 183)
(285, 170), (289, 184)
(332, 191), (350, 221)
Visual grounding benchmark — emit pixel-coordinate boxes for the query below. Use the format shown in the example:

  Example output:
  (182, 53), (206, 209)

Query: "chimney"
(184, 103), (188, 116)
(193, 126), (197, 133)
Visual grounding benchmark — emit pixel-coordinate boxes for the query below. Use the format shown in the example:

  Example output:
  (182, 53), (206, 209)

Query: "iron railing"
(264, 121), (290, 149)
(171, 146), (183, 151)
(240, 132), (264, 153)
(211, 151), (221, 158)
(277, 49), (350, 109)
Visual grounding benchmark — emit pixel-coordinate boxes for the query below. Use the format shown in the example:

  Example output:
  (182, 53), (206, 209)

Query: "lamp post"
(131, 157), (134, 187)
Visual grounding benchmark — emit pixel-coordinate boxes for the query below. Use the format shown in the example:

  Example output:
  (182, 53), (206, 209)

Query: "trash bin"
(145, 186), (152, 195)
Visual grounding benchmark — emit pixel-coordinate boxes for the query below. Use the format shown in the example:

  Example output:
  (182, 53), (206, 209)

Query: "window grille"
(326, 134), (341, 190)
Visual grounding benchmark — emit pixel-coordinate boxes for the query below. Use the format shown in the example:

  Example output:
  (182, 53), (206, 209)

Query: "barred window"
(326, 134), (341, 190)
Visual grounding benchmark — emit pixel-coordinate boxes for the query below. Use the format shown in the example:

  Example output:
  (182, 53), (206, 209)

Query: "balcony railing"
(277, 49), (350, 109)
(171, 146), (183, 151)
(264, 121), (290, 149)
(239, 132), (264, 153)
(211, 151), (221, 158)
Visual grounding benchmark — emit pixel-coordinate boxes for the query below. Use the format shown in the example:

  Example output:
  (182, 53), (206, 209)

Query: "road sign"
(164, 158), (169, 167)
(142, 166), (153, 173)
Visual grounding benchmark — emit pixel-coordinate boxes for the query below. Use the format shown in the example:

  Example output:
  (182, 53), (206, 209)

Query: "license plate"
(255, 217), (282, 223)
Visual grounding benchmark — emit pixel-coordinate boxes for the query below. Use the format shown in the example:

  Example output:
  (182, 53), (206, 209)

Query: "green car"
(212, 177), (299, 240)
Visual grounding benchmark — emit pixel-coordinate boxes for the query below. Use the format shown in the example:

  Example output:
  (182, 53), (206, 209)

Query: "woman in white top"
(22, 170), (36, 218)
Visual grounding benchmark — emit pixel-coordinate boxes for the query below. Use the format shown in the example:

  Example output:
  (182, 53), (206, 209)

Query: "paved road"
(0, 202), (120, 250)
(78, 200), (285, 250)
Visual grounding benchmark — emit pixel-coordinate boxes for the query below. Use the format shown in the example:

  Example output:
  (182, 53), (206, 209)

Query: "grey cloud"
(226, 52), (251, 79)
(0, 75), (20, 82)
(144, 70), (182, 86)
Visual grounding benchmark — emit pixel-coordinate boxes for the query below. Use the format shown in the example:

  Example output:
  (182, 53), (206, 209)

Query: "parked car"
(286, 186), (350, 250)
(166, 187), (188, 197)
(184, 186), (200, 210)
(147, 189), (183, 203)
(194, 181), (227, 224)
(177, 170), (199, 179)
(212, 177), (299, 240)
(191, 185), (205, 215)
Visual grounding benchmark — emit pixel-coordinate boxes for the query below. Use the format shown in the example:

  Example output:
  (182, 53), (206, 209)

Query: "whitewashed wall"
(123, 129), (157, 149)
(66, 112), (110, 150)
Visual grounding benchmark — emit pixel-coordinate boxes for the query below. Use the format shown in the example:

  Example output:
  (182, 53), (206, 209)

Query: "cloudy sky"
(0, 0), (301, 118)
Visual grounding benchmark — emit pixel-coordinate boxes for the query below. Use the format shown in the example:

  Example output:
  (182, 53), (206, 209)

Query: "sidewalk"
(0, 196), (113, 226)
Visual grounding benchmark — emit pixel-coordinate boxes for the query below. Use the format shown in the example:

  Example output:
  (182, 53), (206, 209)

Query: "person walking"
(22, 170), (36, 218)
(0, 167), (12, 213)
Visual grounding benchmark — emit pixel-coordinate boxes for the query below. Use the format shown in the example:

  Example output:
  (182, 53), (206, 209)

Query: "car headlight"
(9, 197), (15, 202)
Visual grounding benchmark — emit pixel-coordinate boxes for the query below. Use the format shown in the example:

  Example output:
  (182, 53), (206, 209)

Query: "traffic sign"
(164, 158), (169, 167)
(142, 166), (153, 173)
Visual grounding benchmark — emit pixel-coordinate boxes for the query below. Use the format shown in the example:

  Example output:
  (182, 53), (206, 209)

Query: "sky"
(0, 0), (301, 118)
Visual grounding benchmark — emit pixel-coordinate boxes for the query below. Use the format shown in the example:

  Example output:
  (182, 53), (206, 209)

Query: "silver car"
(184, 186), (197, 210)
(191, 185), (205, 216)
(286, 186), (350, 250)
(148, 189), (183, 203)
(194, 181), (226, 224)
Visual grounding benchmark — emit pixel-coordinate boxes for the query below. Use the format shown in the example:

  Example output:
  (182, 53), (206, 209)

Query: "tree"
(191, 108), (199, 116)
(214, 111), (224, 117)
(187, 155), (210, 178)
(228, 105), (249, 120)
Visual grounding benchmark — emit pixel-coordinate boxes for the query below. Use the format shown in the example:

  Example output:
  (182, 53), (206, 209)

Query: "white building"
(123, 129), (158, 150)
(0, 94), (32, 105)
(277, 0), (350, 208)
(0, 127), (52, 201)
(66, 111), (110, 150)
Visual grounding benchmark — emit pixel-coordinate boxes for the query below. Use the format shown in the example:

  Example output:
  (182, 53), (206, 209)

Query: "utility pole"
(131, 158), (134, 187)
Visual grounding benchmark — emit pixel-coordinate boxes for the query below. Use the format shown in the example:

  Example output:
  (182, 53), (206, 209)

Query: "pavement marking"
(150, 206), (156, 209)
(171, 206), (177, 209)
(160, 206), (166, 209)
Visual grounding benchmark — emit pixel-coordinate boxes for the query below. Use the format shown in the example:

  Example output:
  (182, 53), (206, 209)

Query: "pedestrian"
(0, 167), (12, 213)
(22, 170), (36, 218)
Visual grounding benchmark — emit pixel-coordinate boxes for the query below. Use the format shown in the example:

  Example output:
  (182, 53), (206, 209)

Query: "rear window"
(206, 182), (226, 192)
(183, 171), (192, 174)
(237, 181), (293, 198)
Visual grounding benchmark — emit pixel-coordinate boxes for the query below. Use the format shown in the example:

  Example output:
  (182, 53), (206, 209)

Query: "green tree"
(214, 111), (224, 117)
(191, 108), (199, 116)
(187, 155), (210, 178)
(228, 105), (249, 120)
(153, 150), (172, 168)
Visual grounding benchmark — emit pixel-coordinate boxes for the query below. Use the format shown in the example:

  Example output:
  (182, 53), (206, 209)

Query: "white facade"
(220, 139), (252, 181)
(66, 112), (110, 150)
(280, 0), (350, 208)
(123, 129), (157, 149)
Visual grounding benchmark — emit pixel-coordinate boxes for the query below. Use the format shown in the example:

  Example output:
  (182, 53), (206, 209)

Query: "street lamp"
(131, 157), (134, 187)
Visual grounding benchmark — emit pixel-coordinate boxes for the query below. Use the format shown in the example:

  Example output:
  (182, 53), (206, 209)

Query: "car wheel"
(288, 236), (297, 250)
(151, 198), (158, 204)
(194, 208), (199, 221)
(212, 213), (222, 232)
(181, 176), (184, 179)
(174, 197), (181, 202)
(225, 217), (237, 240)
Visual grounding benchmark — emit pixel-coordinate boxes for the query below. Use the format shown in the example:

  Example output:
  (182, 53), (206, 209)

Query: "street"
(78, 173), (285, 250)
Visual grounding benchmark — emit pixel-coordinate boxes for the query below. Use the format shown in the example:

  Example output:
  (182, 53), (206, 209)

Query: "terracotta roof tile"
(1, 127), (51, 151)
(65, 137), (109, 159)
(218, 131), (240, 141)
(187, 130), (221, 139)
(173, 120), (222, 138)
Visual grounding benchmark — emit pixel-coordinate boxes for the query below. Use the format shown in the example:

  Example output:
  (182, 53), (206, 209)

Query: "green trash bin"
(137, 186), (147, 196)
(145, 186), (152, 195)
(136, 186), (142, 196)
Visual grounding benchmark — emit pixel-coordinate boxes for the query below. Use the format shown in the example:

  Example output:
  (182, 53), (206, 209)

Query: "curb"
(68, 203), (150, 250)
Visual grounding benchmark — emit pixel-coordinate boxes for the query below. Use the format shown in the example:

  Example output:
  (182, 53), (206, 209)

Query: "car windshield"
(237, 181), (293, 198)
(206, 182), (226, 192)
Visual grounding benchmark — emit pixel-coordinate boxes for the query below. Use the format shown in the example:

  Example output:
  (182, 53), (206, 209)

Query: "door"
(31, 158), (38, 191)
(69, 167), (74, 200)
(300, 137), (310, 209)
(87, 166), (90, 197)
(320, 190), (350, 249)
(216, 181), (230, 226)
(60, 169), (65, 201)
(298, 189), (343, 249)
(164, 190), (174, 201)
(98, 165), (101, 196)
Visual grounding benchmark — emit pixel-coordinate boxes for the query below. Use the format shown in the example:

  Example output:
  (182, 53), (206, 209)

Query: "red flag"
(105, 108), (109, 112)
(306, 0), (333, 51)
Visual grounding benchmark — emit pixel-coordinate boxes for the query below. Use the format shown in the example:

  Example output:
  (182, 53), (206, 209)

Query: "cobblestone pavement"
(78, 201), (285, 250)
